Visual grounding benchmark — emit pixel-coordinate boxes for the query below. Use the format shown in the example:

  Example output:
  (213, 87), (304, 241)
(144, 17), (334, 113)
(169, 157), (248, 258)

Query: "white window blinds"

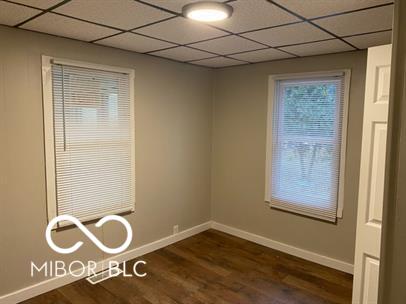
(42, 57), (135, 225)
(267, 73), (348, 222)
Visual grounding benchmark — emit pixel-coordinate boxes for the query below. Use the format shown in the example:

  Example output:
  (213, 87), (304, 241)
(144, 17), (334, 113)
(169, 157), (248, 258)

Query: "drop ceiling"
(0, 0), (394, 68)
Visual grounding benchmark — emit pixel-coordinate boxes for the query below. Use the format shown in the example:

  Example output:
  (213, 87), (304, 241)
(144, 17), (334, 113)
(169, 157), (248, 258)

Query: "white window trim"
(41, 55), (136, 224)
(265, 70), (351, 219)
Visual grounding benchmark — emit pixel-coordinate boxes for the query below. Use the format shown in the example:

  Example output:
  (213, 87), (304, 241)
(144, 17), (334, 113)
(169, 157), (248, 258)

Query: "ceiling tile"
(344, 31), (392, 49)
(279, 39), (354, 57)
(216, 0), (299, 33)
(0, 1), (40, 26)
(189, 36), (264, 55)
(229, 48), (295, 63)
(150, 46), (214, 62)
(134, 17), (227, 44)
(192, 56), (245, 68)
(11, 0), (63, 9)
(142, 0), (226, 14)
(242, 22), (332, 47)
(97, 32), (176, 53)
(273, 0), (393, 19)
(20, 12), (119, 41)
(54, 0), (173, 30)
(313, 5), (393, 37)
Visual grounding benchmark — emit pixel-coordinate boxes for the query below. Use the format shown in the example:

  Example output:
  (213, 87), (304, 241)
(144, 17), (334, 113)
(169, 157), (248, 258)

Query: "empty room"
(1, 0), (406, 303)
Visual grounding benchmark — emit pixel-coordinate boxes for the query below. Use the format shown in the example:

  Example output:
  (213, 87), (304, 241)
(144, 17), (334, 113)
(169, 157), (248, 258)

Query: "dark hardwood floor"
(21, 230), (353, 304)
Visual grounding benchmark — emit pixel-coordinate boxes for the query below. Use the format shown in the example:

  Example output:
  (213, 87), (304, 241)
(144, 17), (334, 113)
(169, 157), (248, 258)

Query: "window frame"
(41, 55), (136, 224)
(265, 70), (351, 220)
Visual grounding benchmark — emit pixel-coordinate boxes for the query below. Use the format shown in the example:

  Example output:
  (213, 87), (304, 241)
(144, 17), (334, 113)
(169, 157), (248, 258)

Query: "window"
(266, 71), (350, 222)
(42, 56), (135, 226)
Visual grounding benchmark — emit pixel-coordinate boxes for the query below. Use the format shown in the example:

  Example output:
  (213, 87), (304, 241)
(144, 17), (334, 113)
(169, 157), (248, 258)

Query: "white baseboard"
(1, 220), (353, 303)
(211, 221), (354, 274)
(0, 221), (211, 304)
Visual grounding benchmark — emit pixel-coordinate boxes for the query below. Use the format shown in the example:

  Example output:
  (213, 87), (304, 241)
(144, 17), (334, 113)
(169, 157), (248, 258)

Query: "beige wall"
(0, 24), (368, 298)
(211, 51), (367, 264)
(379, 1), (406, 302)
(0, 26), (212, 296)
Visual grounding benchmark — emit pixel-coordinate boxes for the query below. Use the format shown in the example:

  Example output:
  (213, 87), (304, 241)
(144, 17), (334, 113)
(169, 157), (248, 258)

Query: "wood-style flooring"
(21, 229), (353, 304)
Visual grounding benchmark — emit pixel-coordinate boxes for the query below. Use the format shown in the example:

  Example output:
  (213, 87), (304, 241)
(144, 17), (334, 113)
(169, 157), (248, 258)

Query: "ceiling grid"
(0, 0), (394, 68)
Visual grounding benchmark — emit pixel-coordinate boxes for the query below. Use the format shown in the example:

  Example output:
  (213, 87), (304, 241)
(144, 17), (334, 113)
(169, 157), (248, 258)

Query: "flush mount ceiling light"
(182, 1), (233, 22)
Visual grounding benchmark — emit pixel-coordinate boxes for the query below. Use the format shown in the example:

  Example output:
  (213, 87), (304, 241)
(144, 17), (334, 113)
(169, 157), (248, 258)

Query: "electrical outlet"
(173, 225), (179, 234)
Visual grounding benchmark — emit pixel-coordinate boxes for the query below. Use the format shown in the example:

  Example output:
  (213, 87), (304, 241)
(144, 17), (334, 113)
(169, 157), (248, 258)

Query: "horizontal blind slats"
(51, 63), (134, 223)
(270, 75), (344, 222)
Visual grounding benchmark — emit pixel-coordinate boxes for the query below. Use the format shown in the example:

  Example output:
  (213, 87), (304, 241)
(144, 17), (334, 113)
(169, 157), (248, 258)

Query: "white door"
(352, 44), (392, 304)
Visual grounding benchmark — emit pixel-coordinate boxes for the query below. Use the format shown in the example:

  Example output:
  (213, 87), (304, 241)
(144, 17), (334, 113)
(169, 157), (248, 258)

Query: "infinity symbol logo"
(46, 215), (133, 255)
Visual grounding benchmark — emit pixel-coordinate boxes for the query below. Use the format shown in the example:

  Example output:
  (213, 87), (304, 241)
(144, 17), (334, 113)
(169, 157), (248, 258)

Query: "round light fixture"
(182, 1), (233, 22)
